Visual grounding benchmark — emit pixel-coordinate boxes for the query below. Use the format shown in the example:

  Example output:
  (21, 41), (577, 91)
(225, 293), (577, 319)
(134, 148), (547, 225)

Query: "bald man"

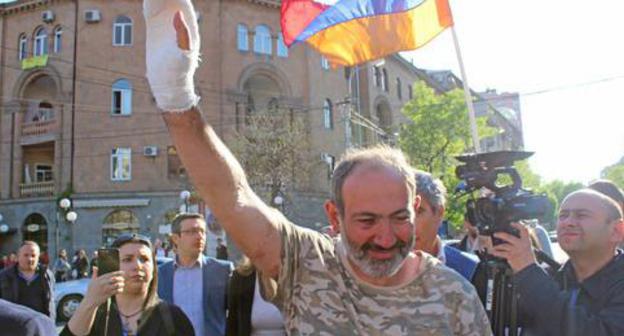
(0, 241), (55, 321)
(491, 189), (624, 336)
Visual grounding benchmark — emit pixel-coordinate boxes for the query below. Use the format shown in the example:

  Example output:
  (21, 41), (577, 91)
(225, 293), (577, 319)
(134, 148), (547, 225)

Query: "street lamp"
(180, 190), (191, 213)
(273, 195), (285, 212)
(0, 213), (8, 234)
(56, 198), (77, 256)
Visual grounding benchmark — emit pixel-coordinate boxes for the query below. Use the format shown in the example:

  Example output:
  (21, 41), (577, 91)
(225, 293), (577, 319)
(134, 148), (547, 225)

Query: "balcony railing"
(21, 119), (58, 138)
(20, 181), (55, 198)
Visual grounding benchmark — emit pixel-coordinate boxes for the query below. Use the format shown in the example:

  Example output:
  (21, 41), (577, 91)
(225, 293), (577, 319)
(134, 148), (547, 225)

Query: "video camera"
(455, 151), (552, 237)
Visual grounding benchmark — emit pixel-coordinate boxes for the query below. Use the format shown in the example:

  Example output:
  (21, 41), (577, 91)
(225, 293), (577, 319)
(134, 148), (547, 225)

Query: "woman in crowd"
(226, 256), (285, 336)
(61, 233), (194, 336)
(73, 249), (90, 279)
(53, 249), (72, 282)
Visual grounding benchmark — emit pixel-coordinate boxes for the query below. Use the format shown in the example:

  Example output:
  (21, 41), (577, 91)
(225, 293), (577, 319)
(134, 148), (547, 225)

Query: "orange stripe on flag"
(306, 0), (453, 67)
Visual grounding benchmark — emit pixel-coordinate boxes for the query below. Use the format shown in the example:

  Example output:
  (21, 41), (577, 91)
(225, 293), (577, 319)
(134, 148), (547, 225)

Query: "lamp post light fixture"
(180, 190), (191, 213)
(0, 213), (7, 234)
(56, 198), (77, 255)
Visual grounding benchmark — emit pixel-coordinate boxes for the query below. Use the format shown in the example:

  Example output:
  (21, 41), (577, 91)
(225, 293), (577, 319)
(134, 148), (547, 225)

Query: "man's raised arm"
(144, 0), (282, 277)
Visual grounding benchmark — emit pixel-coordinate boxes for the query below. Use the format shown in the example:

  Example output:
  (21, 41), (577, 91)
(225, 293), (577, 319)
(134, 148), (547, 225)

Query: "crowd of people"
(2, 1), (624, 335)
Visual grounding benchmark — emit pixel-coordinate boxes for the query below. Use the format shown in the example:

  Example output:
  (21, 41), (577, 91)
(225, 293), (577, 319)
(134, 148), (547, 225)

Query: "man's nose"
(374, 220), (398, 248)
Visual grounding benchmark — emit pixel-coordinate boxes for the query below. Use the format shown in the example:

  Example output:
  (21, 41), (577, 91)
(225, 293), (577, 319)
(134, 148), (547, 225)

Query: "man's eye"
(358, 218), (375, 225)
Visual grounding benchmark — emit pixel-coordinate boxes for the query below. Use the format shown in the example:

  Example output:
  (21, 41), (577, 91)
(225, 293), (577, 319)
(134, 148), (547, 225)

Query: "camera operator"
(489, 189), (624, 336)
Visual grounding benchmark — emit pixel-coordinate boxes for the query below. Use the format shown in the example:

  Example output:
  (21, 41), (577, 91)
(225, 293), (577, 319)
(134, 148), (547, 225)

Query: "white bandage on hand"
(144, 0), (200, 112)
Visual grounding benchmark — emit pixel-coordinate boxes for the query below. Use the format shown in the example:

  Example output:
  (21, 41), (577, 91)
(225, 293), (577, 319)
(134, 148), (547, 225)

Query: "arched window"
(33, 27), (48, 57)
(382, 69), (389, 92)
(277, 33), (288, 58)
(254, 25), (272, 55)
(396, 77), (402, 100)
(18, 34), (28, 60)
(237, 24), (249, 51)
(102, 210), (139, 246)
(113, 16), (132, 46)
(53, 26), (62, 53)
(111, 79), (132, 115)
(374, 66), (381, 87)
(323, 99), (333, 130)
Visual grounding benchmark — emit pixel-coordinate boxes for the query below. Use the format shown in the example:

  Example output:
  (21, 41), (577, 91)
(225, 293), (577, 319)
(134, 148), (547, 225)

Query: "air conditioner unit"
(143, 146), (158, 157)
(42, 10), (55, 23)
(84, 9), (101, 23)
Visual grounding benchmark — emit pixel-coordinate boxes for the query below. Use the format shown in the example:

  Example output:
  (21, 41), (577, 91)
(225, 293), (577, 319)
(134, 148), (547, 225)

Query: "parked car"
(54, 256), (173, 322)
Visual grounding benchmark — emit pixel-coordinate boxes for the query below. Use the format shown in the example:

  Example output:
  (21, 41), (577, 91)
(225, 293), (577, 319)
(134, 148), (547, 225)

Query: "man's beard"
(341, 228), (415, 279)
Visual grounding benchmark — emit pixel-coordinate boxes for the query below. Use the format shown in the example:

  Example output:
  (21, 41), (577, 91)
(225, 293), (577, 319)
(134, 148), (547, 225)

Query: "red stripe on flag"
(435, 0), (454, 27)
(281, 0), (329, 46)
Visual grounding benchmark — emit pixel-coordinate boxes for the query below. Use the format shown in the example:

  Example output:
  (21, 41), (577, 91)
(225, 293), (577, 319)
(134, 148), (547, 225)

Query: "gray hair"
(414, 170), (447, 212)
(331, 145), (416, 216)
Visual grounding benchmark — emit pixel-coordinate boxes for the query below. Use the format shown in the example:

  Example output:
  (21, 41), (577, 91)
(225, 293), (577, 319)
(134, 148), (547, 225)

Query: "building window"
(111, 148), (131, 181)
(374, 66), (381, 87)
(113, 16), (132, 46)
(102, 210), (139, 246)
(18, 34), (28, 60)
(237, 24), (249, 51)
(323, 99), (333, 130)
(322, 153), (335, 180)
(253, 25), (272, 55)
(382, 68), (389, 92)
(111, 79), (132, 115)
(396, 77), (402, 100)
(321, 56), (330, 70)
(408, 85), (413, 100)
(33, 102), (54, 122)
(35, 164), (53, 182)
(277, 33), (288, 57)
(33, 27), (48, 57)
(53, 26), (62, 53)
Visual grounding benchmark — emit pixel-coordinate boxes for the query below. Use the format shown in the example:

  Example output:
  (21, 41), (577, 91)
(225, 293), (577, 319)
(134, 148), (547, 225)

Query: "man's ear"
(413, 195), (421, 213)
(324, 200), (341, 234)
(170, 233), (180, 248)
(611, 219), (624, 244)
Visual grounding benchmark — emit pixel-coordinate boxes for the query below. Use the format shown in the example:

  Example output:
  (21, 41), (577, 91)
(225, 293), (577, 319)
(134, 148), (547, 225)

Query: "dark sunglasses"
(111, 233), (152, 249)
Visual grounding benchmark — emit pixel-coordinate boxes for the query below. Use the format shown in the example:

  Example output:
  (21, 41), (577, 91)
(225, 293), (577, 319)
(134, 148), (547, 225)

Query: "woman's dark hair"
(112, 234), (159, 309)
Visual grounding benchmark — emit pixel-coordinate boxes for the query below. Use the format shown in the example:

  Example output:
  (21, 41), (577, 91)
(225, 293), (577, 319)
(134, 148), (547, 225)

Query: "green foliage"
(399, 81), (496, 230)
(601, 160), (624, 187)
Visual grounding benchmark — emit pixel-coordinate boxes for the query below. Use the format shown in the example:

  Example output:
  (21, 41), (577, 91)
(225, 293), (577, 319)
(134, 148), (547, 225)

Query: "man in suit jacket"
(158, 213), (233, 336)
(0, 299), (56, 336)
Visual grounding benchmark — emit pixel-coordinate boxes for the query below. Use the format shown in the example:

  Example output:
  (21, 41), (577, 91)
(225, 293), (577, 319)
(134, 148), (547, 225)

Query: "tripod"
(481, 247), (560, 336)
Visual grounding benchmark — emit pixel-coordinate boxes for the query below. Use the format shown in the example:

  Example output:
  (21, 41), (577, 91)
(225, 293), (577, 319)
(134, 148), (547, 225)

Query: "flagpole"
(450, 26), (481, 153)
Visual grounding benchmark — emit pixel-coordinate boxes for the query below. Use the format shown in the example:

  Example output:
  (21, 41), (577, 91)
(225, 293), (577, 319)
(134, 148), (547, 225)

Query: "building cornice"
(1, 0), (67, 16)
(247, 0), (281, 9)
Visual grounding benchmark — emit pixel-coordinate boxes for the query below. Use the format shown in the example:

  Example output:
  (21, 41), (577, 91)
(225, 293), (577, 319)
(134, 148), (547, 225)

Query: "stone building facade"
(0, 0), (427, 257)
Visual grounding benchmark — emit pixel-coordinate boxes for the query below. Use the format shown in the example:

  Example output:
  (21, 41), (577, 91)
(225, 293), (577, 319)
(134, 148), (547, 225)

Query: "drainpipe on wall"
(69, 0), (79, 190)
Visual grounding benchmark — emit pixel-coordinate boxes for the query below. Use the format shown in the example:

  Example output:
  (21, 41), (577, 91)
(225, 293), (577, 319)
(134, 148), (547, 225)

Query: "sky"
(405, 0), (624, 184)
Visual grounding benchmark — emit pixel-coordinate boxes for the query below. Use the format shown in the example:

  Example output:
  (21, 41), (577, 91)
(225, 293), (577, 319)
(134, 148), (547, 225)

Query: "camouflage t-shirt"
(265, 222), (492, 336)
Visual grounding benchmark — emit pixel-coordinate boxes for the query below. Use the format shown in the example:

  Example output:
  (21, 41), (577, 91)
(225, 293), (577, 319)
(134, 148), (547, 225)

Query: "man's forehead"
(561, 192), (604, 213)
(20, 245), (39, 253)
(181, 218), (205, 227)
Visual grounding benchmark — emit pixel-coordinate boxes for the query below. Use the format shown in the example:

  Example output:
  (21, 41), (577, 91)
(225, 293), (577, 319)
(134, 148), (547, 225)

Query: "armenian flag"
(281, 0), (454, 67)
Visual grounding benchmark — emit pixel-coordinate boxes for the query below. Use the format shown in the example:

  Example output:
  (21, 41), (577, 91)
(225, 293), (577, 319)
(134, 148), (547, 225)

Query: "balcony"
(21, 119), (58, 145)
(20, 181), (55, 198)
